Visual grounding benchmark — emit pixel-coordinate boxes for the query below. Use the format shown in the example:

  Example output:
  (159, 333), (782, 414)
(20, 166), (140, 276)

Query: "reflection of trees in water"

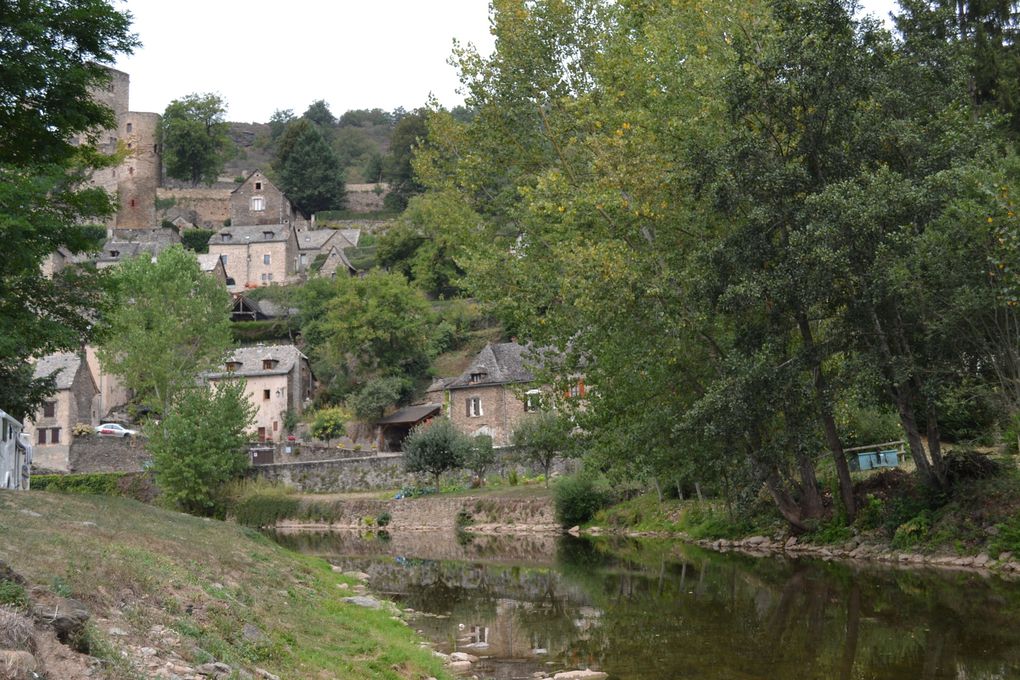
(554, 540), (1020, 680)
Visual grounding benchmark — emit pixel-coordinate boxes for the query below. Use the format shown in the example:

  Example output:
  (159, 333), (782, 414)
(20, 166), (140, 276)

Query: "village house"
(84, 345), (131, 422)
(195, 253), (229, 287)
(295, 227), (358, 276)
(203, 345), (313, 443)
(92, 228), (182, 269)
(23, 353), (99, 471)
(207, 224), (300, 293)
(229, 170), (308, 228)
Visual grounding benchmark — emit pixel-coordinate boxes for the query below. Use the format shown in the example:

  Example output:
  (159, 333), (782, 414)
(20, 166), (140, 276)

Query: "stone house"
(203, 345), (313, 443)
(23, 353), (99, 471)
(83, 345), (131, 422)
(295, 227), (356, 274)
(195, 253), (228, 286)
(207, 224), (300, 293)
(317, 244), (358, 278)
(427, 342), (542, 448)
(92, 228), (182, 269)
(229, 170), (307, 228)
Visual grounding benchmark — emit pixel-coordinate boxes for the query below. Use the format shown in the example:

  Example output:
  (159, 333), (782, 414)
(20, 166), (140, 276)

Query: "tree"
(303, 99), (336, 128)
(97, 246), (232, 416)
(269, 109), (295, 143)
(310, 407), (347, 444)
(512, 411), (572, 487)
(464, 434), (496, 483)
(275, 118), (346, 214)
(403, 419), (469, 486)
(146, 380), (255, 516)
(162, 93), (232, 186)
(383, 109), (428, 210)
(0, 0), (137, 419)
(348, 377), (412, 424)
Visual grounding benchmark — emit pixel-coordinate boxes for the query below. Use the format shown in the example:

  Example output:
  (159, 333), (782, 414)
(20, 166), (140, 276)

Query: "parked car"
(96, 423), (137, 438)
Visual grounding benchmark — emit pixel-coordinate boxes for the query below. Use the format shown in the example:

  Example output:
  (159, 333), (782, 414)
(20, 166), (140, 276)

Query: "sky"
(113, 0), (899, 124)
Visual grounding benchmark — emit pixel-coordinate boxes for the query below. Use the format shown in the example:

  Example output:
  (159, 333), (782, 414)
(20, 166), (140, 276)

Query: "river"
(271, 529), (1020, 680)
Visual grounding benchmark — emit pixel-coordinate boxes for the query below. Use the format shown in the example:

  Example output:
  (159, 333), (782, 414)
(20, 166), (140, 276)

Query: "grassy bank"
(591, 455), (1020, 558)
(0, 490), (448, 679)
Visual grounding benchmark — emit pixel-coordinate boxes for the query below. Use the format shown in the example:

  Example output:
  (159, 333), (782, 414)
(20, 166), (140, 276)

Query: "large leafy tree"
(275, 118), (346, 214)
(383, 108), (428, 210)
(146, 380), (255, 517)
(403, 419), (470, 486)
(97, 246), (232, 416)
(0, 0), (137, 419)
(162, 93), (232, 185)
(512, 411), (573, 487)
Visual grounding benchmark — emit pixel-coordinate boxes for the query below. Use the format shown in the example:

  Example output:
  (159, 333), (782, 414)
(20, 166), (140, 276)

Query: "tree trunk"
(765, 470), (810, 532)
(797, 312), (856, 522)
(797, 453), (826, 520)
(695, 481), (704, 502)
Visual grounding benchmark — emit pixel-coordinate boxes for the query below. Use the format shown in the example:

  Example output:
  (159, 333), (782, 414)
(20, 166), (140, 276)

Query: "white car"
(96, 423), (138, 438)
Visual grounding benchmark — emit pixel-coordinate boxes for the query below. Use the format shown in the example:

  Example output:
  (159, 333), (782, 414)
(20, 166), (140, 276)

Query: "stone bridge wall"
(68, 435), (150, 473)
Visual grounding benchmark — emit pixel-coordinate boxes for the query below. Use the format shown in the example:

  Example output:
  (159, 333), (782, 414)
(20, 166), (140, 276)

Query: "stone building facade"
(229, 170), (307, 228)
(23, 353), (100, 471)
(203, 345), (313, 443)
(77, 67), (162, 231)
(207, 224), (300, 293)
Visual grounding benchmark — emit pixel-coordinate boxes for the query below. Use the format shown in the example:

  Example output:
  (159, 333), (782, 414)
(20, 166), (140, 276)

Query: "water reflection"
(271, 530), (1020, 679)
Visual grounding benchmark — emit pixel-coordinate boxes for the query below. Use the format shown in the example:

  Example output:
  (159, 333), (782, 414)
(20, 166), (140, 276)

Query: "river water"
(271, 530), (1020, 680)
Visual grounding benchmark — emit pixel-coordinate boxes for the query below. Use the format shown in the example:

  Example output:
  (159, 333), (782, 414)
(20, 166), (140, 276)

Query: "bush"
(181, 228), (215, 254)
(310, 407), (347, 444)
(231, 494), (300, 528)
(376, 511), (391, 527)
(554, 475), (612, 528)
(403, 419), (469, 485)
(32, 472), (125, 495)
(0, 581), (28, 609)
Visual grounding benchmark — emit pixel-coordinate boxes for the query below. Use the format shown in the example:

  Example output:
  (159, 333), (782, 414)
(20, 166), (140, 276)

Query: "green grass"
(0, 490), (449, 680)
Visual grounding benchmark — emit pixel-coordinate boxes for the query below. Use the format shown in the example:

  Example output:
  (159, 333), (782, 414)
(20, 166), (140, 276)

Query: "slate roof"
(338, 228), (361, 247)
(376, 403), (441, 425)
(94, 229), (181, 265)
(445, 342), (538, 389)
(320, 245), (358, 276)
(204, 345), (307, 379)
(195, 253), (223, 272)
(230, 169), (274, 195)
(32, 353), (82, 390)
(211, 224), (291, 245)
(296, 228), (355, 253)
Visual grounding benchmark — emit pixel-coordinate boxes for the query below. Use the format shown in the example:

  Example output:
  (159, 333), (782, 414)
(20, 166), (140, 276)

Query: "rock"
(0, 560), (26, 585)
(974, 553), (991, 568)
(998, 551), (1013, 562)
(337, 583), (350, 590)
(140, 647), (158, 656)
(784, 536), (798, 549)
(553, 670), (609, 680)
(448, 660), (474, 672)
(0, 651), (38, 680)
(242, 623), (268, 644)
(18, 509), (41, 518)
(343, 571), (370, 581)
(32, 596), (90, 645)
(745, 536), (768, 546)
(255, 669), (281, 680)
(81, 521), (97, 528)
(341, 596), (382, 609)
(449, 652), (479, 663)
(108, 626), (128, 636)
(567, 526), (581, 537)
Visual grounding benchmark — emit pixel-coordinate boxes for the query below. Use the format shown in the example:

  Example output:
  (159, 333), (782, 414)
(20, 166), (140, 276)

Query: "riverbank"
(0, 490), (449, 679)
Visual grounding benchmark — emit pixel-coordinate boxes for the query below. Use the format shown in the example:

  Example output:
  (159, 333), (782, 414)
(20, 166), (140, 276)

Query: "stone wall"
(344, 184), (389, 213)
(253, 453), (412, 492)
(448, 384), (528, 447)
(230, 170), (304, 227)
(67, 434), (150, 473)
(156, 188), (230, 228)
(115, 112), (161, 229)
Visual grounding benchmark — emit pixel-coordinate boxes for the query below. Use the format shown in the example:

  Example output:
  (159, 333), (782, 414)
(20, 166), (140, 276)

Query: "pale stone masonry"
(23, 353), (100, 471)
(203, 345), (313, 443)
(229, 170), (307, 228)
(207, 224), (300, 293)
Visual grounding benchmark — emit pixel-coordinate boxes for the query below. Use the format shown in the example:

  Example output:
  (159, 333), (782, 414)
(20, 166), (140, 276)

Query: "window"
(261, 273), (267, 282)
(263, 389), (271, 400)
(128, 166), (134, 175)
(263, 253), (271, 265)
(226, 361), (242, 372)
(257, 427), (267, 442)
(109, 250), (120, 258)
(267, 273), (273, 282)
(251, 196), (265, 211)
(300, 253), (307, 267)
(37, 429), (46, 445)
(50, 428), (60, 444)
(466, 397), (483, 417)
(262, 231), (274, 239)
(42, 401), (56, 418)
(126, 122), (132, 133)
(262, 359), (277, 370)
(222, 233), (232, 242)
(469, 372), (486, 384)
(273, 421), (278, 432)
(129, 198), (136, 208)
(525, 390), (541, 412)
(255, 181), (262, 190)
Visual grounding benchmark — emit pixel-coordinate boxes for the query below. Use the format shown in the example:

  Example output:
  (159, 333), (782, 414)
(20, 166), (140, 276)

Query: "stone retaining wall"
(68, 435), (150, 473)
(252, 454), (411, 492)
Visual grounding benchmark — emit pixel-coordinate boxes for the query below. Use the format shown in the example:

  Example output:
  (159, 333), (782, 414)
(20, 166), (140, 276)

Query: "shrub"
(181, 228), (215, 254)
(72, 422), (94, 436)
(377, 511), (391, 527)
(32, 472), (125, 495)
(403, 419), (469, 486)
(231, 494), (301, 528)
(0, 581), (28, 609)
(554, 475), (611, 528)
(310, 407), (347, 444)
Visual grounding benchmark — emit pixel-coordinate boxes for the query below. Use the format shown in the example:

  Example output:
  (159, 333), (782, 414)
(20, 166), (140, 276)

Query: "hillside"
(0, 490), (449, 680)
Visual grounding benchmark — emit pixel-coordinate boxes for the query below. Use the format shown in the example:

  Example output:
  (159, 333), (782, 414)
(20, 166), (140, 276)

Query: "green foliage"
(180, 228), (215, 254)
(0, 580), (28, 609)
(678, 505), (757, 541)
(347, 377), (411, 423)
(232, 494), (301, 528)
(32, 472), (124, 496)
(162, 93), (232, 186)
(376, 511), (391, 527)
(464, 434), (496, 480)
(98, 245), (232, 416)
(230, 319), (299, 344)
(382, 109), (428, 210)
(282, 409), (299, 434)
(891, 511), (935, 550)
(511, 411), (572, 486)
(310, 407), (347, 443)
(403, 419), (470, 484)
(553, 475), (611, 527)
(809, 519), (855, 545)
(0, 1), (136, 418)
(146, 380), (256, 517)
(275, 118), (346, 215)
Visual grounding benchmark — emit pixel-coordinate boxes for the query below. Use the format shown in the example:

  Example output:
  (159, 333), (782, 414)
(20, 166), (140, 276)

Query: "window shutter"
(466, 398), (471, 417)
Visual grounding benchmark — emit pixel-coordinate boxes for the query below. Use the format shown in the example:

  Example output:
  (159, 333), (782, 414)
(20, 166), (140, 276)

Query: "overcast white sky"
(113, 0), (899, 123)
